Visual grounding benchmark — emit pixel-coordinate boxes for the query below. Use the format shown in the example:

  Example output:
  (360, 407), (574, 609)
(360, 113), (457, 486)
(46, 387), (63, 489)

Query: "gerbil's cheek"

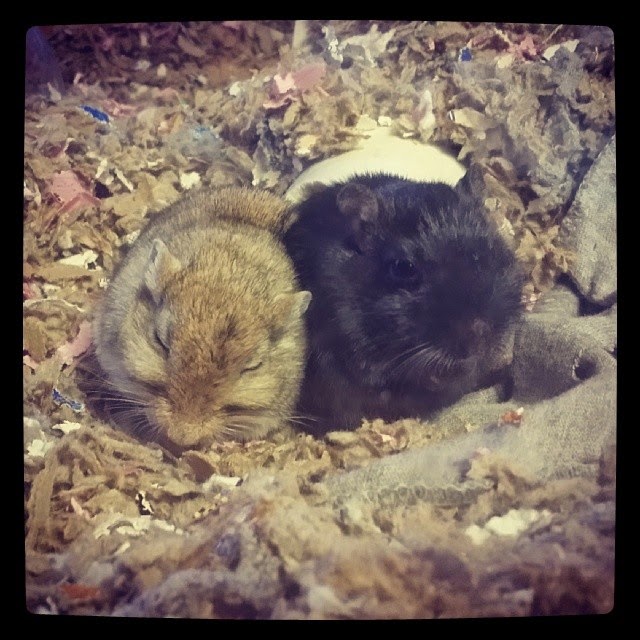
(124, 346), (167, 389)
(421, 360), (480, 394)
(120, 304), (170, 387)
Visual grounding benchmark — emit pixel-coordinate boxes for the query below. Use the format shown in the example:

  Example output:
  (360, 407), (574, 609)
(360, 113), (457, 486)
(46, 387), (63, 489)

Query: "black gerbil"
(283, 171), (525, 433)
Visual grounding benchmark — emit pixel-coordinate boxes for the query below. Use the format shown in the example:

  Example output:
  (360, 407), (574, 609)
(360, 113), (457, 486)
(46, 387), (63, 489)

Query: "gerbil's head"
(319, 174), (524, 392)
(119, 235), (311, 450)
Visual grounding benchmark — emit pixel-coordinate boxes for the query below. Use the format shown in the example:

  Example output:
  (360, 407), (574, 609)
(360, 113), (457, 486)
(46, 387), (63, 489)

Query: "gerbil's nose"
(470, 318), (490, 341)
(453, 317), (490, 358)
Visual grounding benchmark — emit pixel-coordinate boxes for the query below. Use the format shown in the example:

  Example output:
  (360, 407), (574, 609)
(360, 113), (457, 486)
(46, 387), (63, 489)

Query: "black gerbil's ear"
(337, 183), (379, 250)
(454, 163), (487, 207)
(336, 183), (379, 222)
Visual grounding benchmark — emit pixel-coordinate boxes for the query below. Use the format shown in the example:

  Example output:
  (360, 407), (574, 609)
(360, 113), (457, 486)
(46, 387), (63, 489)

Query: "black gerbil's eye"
(387, 258), (418, 284)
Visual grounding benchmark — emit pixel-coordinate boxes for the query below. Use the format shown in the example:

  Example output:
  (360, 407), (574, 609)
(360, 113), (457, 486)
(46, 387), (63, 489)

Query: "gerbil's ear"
(273, 290), (312, 330)
(454, 163), (487, 207)
(144, 239), (182, 304)
(336, 183), (379, 222)
(337, 183), (380, 251)
(293, 290), (312, 317)
(299, 180), (329, 199)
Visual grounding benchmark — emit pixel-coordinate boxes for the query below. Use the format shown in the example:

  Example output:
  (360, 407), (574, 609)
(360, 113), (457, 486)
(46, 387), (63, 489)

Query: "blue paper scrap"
(52, 388), (85, 412)
(459, 47), (473, 62)
(80, 105), (110, 123)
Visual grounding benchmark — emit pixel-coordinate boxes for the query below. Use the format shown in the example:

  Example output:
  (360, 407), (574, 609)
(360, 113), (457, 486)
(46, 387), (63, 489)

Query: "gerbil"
(92, 186), (311, 450)
(283, 172), (524, 433)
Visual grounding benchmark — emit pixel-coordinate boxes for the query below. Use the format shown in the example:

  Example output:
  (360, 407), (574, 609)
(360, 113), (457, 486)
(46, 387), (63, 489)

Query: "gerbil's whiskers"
(85, 393), (148, 407)
(385, 342), (458, 381)
(287, 415), (320, 429)
(382, 341), (433, 372)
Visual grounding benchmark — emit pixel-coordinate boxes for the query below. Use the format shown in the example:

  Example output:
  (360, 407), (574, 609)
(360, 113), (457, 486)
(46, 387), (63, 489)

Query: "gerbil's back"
(145, 186), (297, 239)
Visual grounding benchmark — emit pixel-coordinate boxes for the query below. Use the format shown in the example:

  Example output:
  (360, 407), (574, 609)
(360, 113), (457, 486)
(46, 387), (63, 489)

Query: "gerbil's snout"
(451, 317), (491, 358)
(150, 394), (221, 448)
(152, 377), (283, 448)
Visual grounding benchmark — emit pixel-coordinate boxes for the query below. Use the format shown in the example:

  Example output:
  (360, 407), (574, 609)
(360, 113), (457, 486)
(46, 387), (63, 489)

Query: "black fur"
(283, 173), (524, 433)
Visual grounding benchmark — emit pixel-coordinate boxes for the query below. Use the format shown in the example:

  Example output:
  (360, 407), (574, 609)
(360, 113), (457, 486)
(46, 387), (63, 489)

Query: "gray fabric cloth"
(559, 135), (617, 306)
(326, 134), (617, 507)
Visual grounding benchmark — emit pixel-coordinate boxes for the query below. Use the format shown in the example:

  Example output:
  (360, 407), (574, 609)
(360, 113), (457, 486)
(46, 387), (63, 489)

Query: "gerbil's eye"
(387, 258), (418, 284)
(153, 326), (170, 354)
(153, 306), (172, 355)
(241, 360), (263, 374)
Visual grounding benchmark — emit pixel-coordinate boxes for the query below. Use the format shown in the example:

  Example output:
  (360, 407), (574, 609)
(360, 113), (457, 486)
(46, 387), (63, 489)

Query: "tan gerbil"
(92, 186), (311, 450)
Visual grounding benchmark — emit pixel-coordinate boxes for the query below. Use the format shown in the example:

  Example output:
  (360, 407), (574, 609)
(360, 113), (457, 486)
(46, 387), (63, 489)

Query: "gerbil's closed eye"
(153, 306), (172, 355)
(153, 326), (170, 355)
(241, 359), (263, 373)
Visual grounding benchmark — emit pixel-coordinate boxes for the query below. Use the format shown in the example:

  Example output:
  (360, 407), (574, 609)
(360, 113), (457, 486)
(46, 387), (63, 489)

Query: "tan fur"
(93, 187), (310, 449)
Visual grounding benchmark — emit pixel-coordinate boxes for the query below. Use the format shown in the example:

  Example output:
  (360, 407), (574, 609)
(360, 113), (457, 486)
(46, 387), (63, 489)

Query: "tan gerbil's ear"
(144, 239), (182, 304)
(291, 290), (312, 318)
(274, 290), (312, 328)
